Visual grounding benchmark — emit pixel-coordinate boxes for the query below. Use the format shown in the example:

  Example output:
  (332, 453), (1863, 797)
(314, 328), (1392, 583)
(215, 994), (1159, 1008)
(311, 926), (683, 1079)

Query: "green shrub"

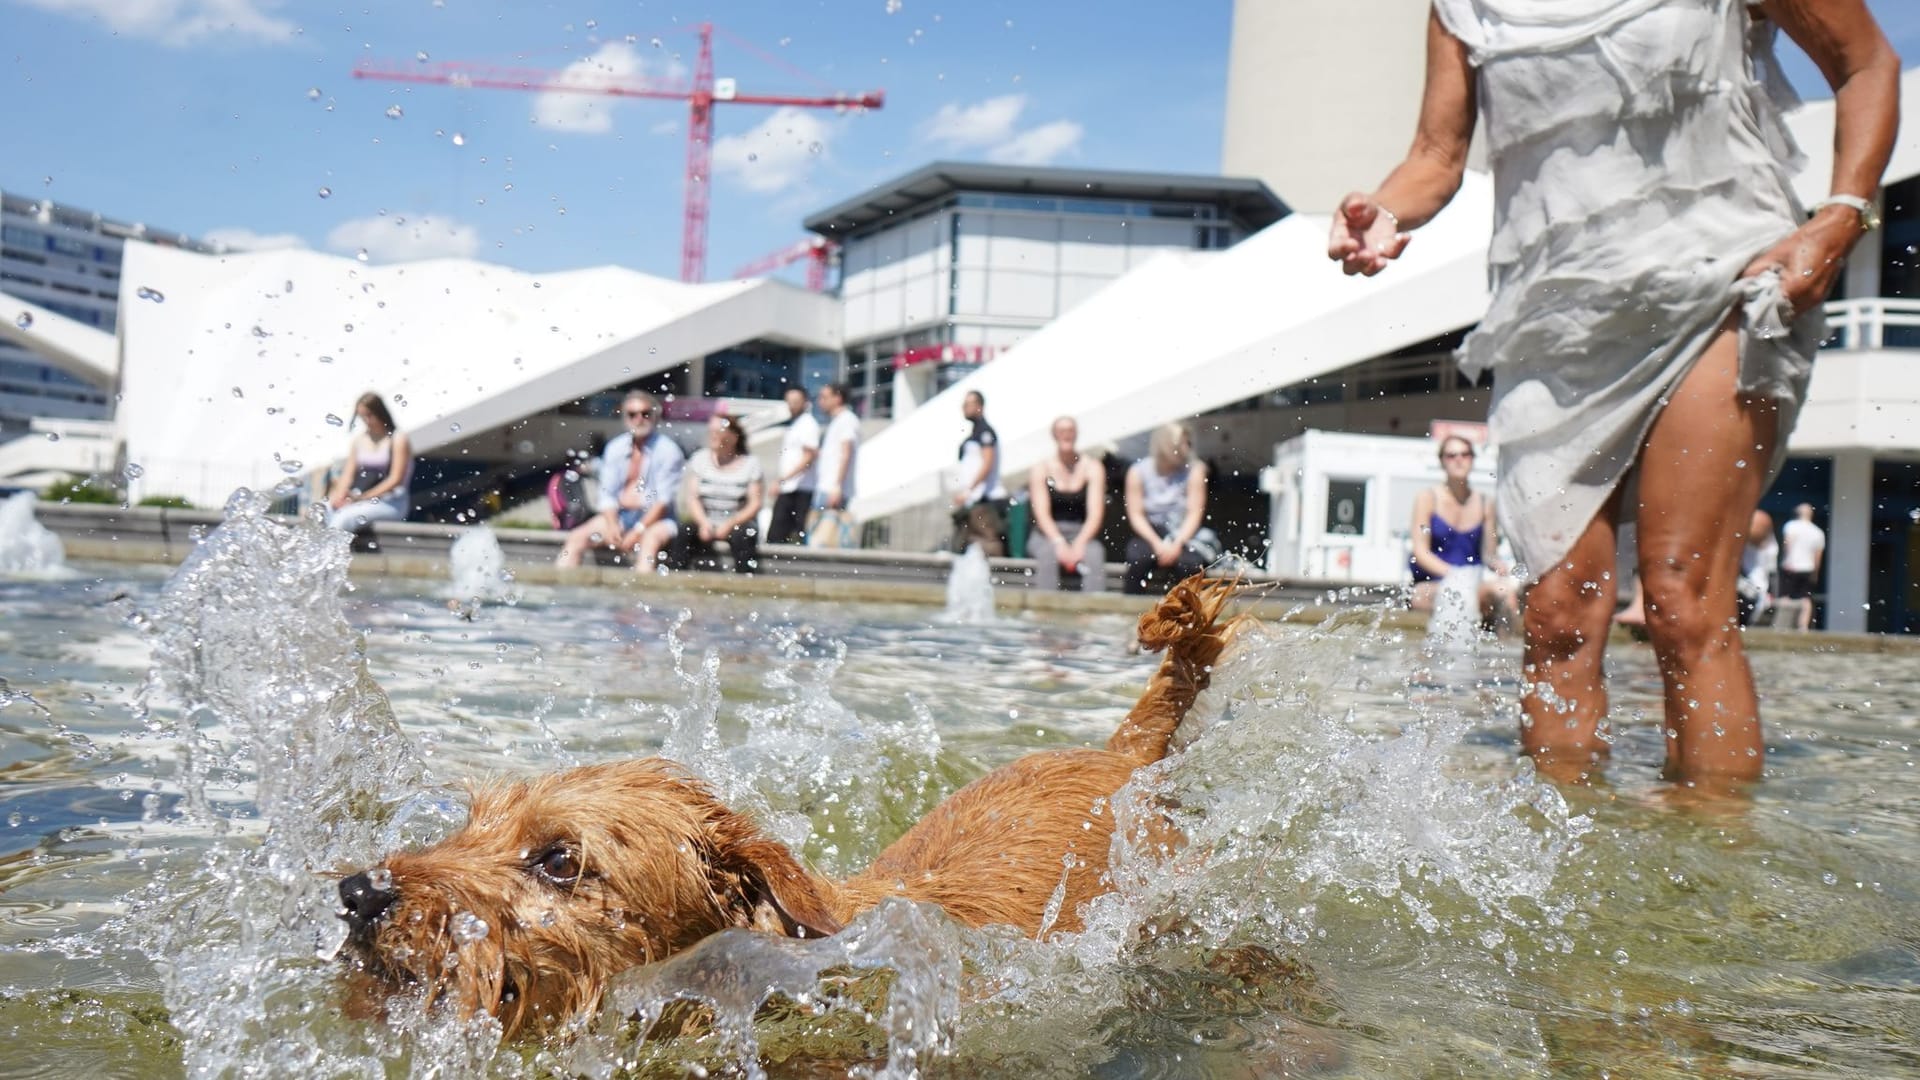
(43, 474), (118, 505)
(137, 494), (193, 509)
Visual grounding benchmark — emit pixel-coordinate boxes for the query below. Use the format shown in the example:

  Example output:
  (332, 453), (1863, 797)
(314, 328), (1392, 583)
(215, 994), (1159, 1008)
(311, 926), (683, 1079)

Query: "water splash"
(562, 899), (966, 1080)
(114, 491), (453, 1076)
(940, 544), (995, 625)
(0, 492), (69, 577)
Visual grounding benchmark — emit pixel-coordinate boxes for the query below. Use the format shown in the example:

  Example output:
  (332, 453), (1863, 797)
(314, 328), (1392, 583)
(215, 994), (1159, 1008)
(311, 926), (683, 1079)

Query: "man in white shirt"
(768, 386), (821, 546)
(1779, 503), (1826, 630)
(1738, 508), (1778, 626)
(810, 382), (860, 547)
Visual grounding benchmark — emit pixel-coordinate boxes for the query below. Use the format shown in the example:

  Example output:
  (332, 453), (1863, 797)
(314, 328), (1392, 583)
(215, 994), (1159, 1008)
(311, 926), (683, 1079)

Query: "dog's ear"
(714, 834), (843, 940)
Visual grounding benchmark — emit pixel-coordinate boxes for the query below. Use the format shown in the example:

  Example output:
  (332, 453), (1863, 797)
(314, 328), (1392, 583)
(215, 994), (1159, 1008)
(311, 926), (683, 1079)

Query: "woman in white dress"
(1329, 0), (1898, 784)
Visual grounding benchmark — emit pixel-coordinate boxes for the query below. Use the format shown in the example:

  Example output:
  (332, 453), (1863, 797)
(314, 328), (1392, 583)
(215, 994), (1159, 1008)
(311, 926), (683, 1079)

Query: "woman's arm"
(1174, 463), (1207, 547)
(1029, 466), (1064, 547)
(1329, 11), (1478, 276)
(1080, 461), (1107, 537)
(682, 468), (710, 533)
(1747, 0), (1900, 311)
(730, 477), (764, 532)
(326, 439), (356, 505)
(1124, 467), (1158, 545)
(357, 433), (411, 501)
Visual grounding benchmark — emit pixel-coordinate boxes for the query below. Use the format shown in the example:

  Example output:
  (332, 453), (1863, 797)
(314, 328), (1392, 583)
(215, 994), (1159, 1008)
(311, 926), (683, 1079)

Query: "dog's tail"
(1107, 573), (1250, 764)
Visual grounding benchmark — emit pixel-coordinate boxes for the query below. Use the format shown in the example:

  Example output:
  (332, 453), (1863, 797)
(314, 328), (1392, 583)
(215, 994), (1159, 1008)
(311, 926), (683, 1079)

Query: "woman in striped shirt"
(672, 414), (765, 573)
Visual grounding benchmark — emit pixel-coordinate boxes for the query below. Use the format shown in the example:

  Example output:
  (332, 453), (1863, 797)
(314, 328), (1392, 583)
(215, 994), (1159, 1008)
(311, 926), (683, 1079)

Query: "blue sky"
(5, 1), (1915, 283)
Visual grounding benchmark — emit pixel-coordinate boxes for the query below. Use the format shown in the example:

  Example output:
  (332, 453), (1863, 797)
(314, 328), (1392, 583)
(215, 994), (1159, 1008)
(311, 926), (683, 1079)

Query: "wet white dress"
(1432, 0), (1825, 576)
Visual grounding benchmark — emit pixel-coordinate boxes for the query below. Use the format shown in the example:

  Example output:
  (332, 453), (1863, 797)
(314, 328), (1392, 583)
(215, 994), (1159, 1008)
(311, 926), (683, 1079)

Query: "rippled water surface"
(1, 508), (1917, 1078)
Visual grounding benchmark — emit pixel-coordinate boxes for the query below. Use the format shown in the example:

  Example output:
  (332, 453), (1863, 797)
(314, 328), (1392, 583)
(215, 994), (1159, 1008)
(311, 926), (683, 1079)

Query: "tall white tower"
(1221, 0), (1434, 213)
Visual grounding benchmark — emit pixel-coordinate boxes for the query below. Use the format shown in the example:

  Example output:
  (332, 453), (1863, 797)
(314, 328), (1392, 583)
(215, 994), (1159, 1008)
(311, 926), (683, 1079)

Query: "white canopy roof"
(117, 244), (839, 507)
(852, 66), (1920, 521)
(851, 174), (1497, 521)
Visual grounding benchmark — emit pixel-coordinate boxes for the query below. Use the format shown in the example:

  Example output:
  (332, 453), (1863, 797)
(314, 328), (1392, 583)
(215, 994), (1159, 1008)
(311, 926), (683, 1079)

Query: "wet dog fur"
(336, 574), (1247, 1039)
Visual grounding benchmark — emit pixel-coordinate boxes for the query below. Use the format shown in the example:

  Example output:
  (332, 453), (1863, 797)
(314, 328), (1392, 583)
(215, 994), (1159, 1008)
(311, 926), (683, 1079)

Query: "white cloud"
(530, 42), (683, 135)
(985, 119), (1084, 166)
(13, 0), (296, 45)
(920, 94), (1026, 149)
(203, 226), (308, 252)
(921, 94), (1083, 166)
(325, 214), (481, 263)
(711, 107), (832, 194)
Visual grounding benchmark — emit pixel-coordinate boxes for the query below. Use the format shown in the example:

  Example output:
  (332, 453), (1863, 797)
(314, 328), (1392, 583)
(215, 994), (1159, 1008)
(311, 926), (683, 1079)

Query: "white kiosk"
(1261, 427), (1500, 584)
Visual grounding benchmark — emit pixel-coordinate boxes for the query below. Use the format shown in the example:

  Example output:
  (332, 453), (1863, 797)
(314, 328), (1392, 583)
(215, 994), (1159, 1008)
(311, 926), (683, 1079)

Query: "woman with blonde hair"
(1122, 422), (1215, 595)
(1027, 415), (1107, 591)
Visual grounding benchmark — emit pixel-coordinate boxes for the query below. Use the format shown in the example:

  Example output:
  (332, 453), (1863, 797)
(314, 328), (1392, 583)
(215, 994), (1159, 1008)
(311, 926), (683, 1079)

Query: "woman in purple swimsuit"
(1410, 435), (1519, 626)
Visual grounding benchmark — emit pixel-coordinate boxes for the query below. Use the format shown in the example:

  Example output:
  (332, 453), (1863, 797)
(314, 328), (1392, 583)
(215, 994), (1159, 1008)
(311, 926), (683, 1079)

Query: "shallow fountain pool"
(1, 504), (1917, 1078)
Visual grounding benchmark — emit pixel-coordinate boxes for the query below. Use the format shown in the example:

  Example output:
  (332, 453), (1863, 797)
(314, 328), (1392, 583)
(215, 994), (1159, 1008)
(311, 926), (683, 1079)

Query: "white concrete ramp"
(0, 291), (118, 388)
(116, 244), (840, 507)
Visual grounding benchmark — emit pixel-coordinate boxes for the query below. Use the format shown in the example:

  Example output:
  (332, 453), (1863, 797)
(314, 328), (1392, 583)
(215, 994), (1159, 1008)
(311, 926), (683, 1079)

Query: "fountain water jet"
(0, 491), (68, 576)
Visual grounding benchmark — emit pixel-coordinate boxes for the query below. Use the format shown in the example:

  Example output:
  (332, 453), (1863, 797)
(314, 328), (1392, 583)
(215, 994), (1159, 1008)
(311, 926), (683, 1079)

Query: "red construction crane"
(734, 236), (835, 292)
(351, 24), (883, 283)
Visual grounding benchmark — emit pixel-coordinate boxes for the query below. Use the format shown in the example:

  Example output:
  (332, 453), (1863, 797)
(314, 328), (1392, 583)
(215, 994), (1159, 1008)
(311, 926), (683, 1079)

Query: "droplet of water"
(325, 413), (345, 427)
(452, 911), (488, 944)
(13, 312), (30, 330)
(414, 50), (430, 62)
(448, 422), (462, 434)
(124, 462), (145, 479)
(367, 867), (393, 891)
(385, 104), (405, 120)
(317, 186), (332, 199)
(886, 0), (903, 11)
(343, 323), (355, 332)
(355, 249), (369, 263)
(136, 286), (165, 302)
(231, 387), (244, 398)
(318, 355), (334, 364)
(451, 132), (466, 146)
(808, 141), (823, 155)
(306, 87), (322, 101)
(44, 431), (60, 443)
(277, 459), (304, 475)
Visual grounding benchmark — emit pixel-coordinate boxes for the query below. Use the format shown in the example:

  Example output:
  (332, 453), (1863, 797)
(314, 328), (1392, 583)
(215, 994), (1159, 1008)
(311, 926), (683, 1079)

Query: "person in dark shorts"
(949, 390), (1008, 556)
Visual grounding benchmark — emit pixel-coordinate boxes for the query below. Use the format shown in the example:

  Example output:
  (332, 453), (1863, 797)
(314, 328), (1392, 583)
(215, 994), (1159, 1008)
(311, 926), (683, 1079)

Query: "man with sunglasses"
(555, 389), (686, 571)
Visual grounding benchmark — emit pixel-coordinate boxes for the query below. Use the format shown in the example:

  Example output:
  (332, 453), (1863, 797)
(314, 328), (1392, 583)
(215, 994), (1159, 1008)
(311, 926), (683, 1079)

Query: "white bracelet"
(1809, 194), (1880, 232)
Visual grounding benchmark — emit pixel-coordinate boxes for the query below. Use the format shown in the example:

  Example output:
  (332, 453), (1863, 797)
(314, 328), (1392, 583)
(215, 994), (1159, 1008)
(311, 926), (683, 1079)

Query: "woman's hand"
(1740, 209), (1861, 315)
(1328, 193), (1411, 277)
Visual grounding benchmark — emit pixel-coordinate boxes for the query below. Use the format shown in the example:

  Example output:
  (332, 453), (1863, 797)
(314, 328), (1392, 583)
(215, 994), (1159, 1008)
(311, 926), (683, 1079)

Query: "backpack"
(548, 468), (593, 531)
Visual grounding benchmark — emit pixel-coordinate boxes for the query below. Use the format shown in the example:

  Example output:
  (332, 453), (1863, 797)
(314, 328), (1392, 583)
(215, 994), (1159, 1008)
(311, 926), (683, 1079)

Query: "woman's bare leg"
(1520, 491), (1623, 778)
(1636, 325), (1777, 783)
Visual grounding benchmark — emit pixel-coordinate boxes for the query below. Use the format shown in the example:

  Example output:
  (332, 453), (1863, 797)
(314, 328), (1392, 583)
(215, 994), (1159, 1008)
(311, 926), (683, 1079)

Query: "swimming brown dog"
(337, 574), (1245, 1039)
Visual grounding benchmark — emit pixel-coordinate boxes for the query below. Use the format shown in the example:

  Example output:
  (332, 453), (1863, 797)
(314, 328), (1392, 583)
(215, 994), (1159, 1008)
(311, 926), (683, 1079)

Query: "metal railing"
(1822, 297), (1920, 351)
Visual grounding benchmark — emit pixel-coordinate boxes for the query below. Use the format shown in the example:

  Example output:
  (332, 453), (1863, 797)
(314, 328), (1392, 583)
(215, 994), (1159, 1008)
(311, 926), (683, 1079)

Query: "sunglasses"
(1442, 450), (1474, 460)
(624, 407), (655, 420)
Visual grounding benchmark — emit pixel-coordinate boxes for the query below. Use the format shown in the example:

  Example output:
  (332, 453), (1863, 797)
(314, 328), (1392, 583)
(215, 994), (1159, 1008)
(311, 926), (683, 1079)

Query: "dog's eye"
(534, 846), (581, 884)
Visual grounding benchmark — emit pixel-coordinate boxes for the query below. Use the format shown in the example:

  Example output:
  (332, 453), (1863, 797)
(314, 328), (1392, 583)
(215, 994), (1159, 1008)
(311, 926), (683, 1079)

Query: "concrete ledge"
(31, 503), (1920, 653)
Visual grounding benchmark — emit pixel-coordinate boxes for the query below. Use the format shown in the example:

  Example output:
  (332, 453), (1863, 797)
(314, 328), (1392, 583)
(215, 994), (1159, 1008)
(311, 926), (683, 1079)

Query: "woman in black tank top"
(1027, 416), (1107, 592)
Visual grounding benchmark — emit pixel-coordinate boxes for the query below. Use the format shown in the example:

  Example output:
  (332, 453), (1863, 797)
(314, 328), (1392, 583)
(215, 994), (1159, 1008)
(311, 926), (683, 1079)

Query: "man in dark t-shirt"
(951, 390), (1008, 555)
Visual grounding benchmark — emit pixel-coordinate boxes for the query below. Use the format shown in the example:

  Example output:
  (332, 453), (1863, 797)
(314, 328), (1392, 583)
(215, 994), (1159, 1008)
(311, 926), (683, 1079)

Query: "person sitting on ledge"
(555, 389), (684, 572)
(325, 391), (412, 535)
(1122, 422), (1216, 596)
(670, 413), (764, 574)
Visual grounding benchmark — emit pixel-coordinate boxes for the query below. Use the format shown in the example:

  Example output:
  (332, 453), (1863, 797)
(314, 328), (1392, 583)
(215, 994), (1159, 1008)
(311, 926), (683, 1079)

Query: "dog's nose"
(338, 870), (398, 932)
